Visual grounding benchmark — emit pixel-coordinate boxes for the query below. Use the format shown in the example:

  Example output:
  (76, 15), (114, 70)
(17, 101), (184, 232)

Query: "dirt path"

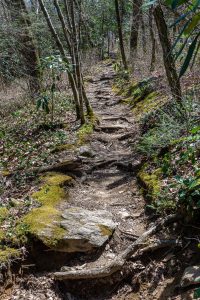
(2, 63), (148, 300)
(69, 64), (145, 236)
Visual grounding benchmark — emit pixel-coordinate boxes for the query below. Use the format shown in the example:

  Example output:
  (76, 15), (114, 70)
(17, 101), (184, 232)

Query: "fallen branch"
(54, 214), (180, 280)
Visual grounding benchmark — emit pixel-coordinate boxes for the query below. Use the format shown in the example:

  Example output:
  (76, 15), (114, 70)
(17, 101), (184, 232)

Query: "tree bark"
(5, 0), (41, 97)
(153, 4), (182, 102)
(114, 0), (128, 70)
(129, 0), (142, 69)
(141, 13), (147, 54)
(149, 8), (156, 72)
(38, 0), (83, 122)
(70, 0), (93, 118)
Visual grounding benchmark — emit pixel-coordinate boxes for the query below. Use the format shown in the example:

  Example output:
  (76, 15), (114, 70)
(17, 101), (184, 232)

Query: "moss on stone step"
(98, 224), (113, 237)
(21, 205), (66, 248)
(138, 166), (162, 200)
(40, 172), (72, 187)
(32, 184), (66, 206)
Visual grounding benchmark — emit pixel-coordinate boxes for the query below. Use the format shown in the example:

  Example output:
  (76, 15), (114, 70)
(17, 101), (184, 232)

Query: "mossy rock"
(21, 205), (66, 249)
(138, 166), (162, 201)
(0, 247), (20, 263)
(20, 206), (116, 252)
(40, 172), (73, 187)
(0, 207), (9, 224)
(32, 184), (67, 206)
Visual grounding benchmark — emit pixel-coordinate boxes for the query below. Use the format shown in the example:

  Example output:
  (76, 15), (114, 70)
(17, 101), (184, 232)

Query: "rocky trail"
(2, 64), (186, 300)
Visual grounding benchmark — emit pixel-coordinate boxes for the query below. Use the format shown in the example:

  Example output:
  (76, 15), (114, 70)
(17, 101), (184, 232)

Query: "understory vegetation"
(114, 71), (200, 218)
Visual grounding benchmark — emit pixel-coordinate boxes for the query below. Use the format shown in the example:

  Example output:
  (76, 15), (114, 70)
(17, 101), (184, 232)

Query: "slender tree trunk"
(6, 0), (41, 97)
(63, 0), (78, 86)
(70, 0), (93, 118)
(69, 0), (85, 123)
(141, 13), (147, 54)
(149, 8), (156, 72)
(153, 4), (182, 102)
(100, 10), (105, 59)
(38, 0), (83, 122)
(129, 0), (142, 69)
(107, 31), (110, 57)
(114, 0), (128, 70)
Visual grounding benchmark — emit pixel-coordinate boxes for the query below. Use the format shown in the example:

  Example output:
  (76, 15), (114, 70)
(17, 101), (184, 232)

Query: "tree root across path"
(54, 214), (180, 280)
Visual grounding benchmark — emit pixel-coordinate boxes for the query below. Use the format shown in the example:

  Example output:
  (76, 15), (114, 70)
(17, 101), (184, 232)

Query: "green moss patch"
(0, 229), (6, 241)
(32, 184), (66, 206)
(132, 93), (168, 121)
(138, 166), (162, 200)
(17, 170), (70, 249)
(20, 205), (68, 249)
(40, 172), (72, 187)
(0, 207), (9, 224)
(98, 224), (113, 236)
(0, 247), (20, 263)
(51, 143), (75, 153)
(77, 123), (94, 145)
(0, 170), (11, 177)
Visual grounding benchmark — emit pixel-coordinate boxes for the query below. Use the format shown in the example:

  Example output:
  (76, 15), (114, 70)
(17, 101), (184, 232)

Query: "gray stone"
(78, 146), (95, 158)
(38, 207), (117, 253)
(181, 266), (200, 287)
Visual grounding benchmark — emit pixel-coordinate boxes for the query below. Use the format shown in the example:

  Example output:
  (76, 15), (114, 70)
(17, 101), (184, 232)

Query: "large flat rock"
(35, 207), (117, 253)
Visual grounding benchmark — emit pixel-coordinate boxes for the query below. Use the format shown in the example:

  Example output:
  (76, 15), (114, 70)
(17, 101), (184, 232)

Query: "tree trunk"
(114, 0), (128, 70)
(141, 13), (147, 54)
(100, 10), (105, 59)
(38, 0), (83, 122)
(149, 8), (156, 72)
(153, 4), (182, 102)
(6, 0), (41, 97)
(70, 0), (92, 118)
(129, 0), (142, 69)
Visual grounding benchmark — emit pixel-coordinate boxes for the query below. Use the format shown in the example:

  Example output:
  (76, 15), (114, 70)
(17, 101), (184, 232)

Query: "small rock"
(181, 266), (200, 287)
(118, 209), (131, 219)
(78, 146), (95, 158)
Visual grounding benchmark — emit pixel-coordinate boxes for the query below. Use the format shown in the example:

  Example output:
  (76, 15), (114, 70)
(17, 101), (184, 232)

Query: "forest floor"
(1, 62), (200, 300)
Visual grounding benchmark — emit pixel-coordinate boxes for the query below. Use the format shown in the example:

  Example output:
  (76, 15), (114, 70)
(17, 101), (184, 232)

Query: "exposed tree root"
(54, 214), (180, 280)
(17, 158), (83, 176)
(95, 124), (130, 133)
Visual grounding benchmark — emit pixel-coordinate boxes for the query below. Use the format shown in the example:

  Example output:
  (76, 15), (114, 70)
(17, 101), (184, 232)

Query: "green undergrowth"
(136, 91), (200, 218)
(113, 76), (166, 122)
(0, 96), (73, 174)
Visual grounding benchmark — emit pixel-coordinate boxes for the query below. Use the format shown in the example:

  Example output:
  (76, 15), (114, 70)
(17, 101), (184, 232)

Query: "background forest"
(0, 0), (200, 299)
